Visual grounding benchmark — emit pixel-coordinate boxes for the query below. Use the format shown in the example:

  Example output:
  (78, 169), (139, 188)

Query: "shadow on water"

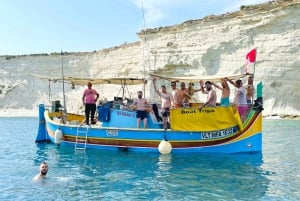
(33, 143), (269, 200)
(153, 152), (268, 200)
(34, 143), (50, 166)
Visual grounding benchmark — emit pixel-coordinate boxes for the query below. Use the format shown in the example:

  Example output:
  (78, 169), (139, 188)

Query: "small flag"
(244, 48), (257, 74)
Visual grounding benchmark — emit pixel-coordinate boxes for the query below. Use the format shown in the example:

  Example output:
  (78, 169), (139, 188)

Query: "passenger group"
(152, 75), (254, 124)
(83, 75), (254, 128)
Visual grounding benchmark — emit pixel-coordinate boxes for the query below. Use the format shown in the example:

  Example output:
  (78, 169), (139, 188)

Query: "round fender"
(158, 139), (172, 154)
(54, 129), (63, 145)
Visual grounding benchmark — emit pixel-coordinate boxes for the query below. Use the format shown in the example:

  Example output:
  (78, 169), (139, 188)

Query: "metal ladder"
(75, 126), (89, 150)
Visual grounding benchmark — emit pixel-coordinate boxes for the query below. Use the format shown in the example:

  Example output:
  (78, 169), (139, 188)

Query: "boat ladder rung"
(75, 126), (88, 150)
(75, 147), (86, 150)
(76, 138), (86, 143)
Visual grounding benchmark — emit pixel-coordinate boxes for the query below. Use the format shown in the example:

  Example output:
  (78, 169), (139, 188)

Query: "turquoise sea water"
(0, 117), (299, 201)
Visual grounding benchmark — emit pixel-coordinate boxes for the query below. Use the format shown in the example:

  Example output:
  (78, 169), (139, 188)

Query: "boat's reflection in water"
(154, 152), (268, 199)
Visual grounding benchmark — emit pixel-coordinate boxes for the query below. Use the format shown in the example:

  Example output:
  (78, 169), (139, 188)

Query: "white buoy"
(158, 139), (172, 154)
(54, 129), (63, 145)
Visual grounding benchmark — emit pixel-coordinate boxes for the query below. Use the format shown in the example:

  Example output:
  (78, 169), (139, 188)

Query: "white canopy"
(32, 74), (147, 85)
(149, 73), (250, 82)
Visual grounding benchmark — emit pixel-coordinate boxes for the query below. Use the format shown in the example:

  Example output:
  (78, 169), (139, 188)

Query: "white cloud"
(220, 0), (270, 14)
(131, 0), (194, 26)
(131, 0), (270, 28)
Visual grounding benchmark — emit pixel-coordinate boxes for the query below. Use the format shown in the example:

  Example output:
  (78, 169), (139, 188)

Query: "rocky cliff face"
(0, 0), (299, 117)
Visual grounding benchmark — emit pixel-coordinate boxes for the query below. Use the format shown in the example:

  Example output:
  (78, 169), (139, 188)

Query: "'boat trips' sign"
(170, 106), (242, 132)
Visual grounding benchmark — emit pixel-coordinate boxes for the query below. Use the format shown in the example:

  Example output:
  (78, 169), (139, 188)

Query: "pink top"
(83, 89), (98, 104)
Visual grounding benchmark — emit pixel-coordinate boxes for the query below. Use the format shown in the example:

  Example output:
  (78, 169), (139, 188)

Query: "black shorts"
(181, 103), (190, 108)
(161, 108), (170, 117)
(136, 110), (148, 120)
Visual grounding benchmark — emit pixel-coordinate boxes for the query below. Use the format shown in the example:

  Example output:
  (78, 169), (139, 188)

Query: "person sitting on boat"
(227, 78), (248, 121)
(170, 81), (181, 108)
(82, 81), (99, 125)
(211, 78), (230, 106)
(153, 77), (173, 129)
(130, 91), (151, 128)
(33, 161), (48, 181)
(179, 82), (192, 108)
(198, 81), (217, 110)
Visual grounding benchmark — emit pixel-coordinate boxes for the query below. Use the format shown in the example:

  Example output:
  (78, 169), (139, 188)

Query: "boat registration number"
(106, 130), (118, 136)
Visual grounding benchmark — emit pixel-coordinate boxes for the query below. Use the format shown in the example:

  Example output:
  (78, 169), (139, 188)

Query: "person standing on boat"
(131, 91), (150, 128)
(82, 81), (99, 125)
(153, 77), (173, 129)
(179, 82), (192, 107)
(211, 78), (230, 106)
(33, 161), (48, 181)
(170, 81), (181, 108)
(198, 81), (217, 110)
(227, 78), (248, 121)
(246, 76), (255, 105)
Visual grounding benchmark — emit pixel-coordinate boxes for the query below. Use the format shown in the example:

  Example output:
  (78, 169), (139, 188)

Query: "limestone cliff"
(0, 0), (299, 117)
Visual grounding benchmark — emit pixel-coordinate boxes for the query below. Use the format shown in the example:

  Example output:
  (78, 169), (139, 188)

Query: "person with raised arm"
(153, 77), (173, 129)
(179, 82), (192, 108)
(226, 78), (248, 121)
(198, 80), (217, 110)
(211, 78), (230, 106)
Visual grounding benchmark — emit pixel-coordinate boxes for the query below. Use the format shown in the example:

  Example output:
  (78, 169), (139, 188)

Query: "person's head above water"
(39, 161), (48, 176)
(33, 161), (48, 181)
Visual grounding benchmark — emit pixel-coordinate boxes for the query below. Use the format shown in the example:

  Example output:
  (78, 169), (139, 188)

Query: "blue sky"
(0, 0), (268, 55)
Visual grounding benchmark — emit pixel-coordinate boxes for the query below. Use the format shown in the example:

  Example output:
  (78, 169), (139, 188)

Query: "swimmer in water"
(33, 161), (48, 181)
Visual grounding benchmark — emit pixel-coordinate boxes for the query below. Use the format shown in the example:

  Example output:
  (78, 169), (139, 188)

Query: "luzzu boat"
(35, 74), (264, 154)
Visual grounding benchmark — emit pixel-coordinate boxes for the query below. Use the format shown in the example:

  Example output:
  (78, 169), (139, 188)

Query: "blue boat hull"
(37, 104), (263, 154)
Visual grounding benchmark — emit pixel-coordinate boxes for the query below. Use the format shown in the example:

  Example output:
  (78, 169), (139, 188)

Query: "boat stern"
(35, 104), (50, 143)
